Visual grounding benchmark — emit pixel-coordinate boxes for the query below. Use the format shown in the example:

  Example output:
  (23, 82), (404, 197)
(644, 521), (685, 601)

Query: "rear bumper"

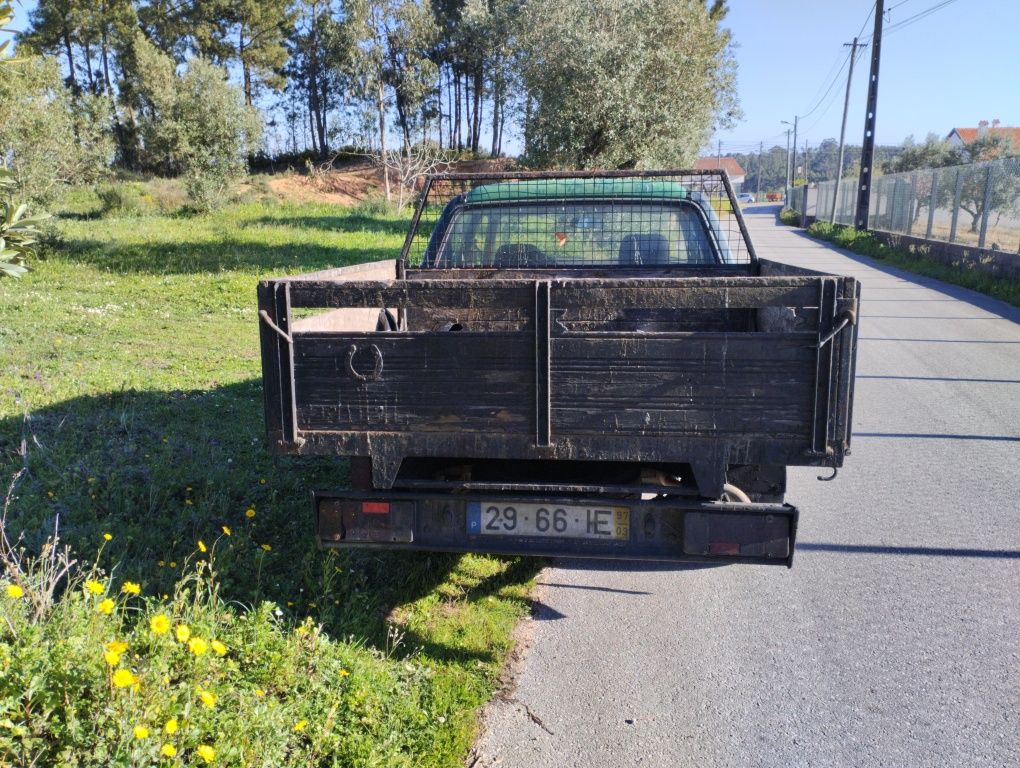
(314, 491), (799, 567)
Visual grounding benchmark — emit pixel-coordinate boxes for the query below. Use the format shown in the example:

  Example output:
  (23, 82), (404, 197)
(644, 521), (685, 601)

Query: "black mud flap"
(314, 491), (799, 568)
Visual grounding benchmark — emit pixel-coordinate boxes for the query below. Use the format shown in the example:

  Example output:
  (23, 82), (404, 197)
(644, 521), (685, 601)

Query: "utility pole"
(832, 37), (864, 224)
(784, 128), (792, 190)
(756, 141), (763, 200)
(791, 116), (799, 184)
(855, 0), (884, 229)
(717, 139), (722, 167)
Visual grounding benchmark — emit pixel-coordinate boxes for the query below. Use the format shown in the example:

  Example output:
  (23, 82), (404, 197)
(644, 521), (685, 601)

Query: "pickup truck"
(258, 170), (860, 567)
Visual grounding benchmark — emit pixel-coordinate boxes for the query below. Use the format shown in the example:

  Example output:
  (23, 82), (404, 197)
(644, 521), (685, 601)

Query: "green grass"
(0, 190), (540, 766)
(806, 221), (1020, 307)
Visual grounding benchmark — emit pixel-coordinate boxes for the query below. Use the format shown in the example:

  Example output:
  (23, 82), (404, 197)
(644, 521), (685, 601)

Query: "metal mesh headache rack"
(400, 169), (757, 269)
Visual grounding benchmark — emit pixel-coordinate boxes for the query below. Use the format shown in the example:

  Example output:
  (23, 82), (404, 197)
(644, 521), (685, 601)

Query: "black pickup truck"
(258, 170), (860, 567)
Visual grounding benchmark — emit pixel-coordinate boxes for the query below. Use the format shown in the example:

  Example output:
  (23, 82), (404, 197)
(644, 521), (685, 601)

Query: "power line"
(798, 48), (853, 120)
(855, 1), (878, 40)
(883, 0), (961, 36)
(800, 45), (867, 135)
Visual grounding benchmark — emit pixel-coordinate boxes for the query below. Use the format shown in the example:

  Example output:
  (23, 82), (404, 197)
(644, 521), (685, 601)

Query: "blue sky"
(714, 0), (1020, 153)
(7, 0), (1020, 157)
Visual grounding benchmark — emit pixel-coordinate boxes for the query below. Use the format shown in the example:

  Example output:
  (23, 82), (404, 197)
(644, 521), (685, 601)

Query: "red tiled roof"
(948, 127), (1020, 146)
(694, 156), (746, 177)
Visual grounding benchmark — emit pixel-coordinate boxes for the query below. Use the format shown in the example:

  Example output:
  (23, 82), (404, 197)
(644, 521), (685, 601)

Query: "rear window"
(427, 201), (719, 268)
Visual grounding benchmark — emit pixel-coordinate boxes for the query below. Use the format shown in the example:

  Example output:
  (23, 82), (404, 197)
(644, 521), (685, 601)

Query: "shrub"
(778, 207), (800, 226)
(97, 182), (157, 217)
(129, 36), (262, 212)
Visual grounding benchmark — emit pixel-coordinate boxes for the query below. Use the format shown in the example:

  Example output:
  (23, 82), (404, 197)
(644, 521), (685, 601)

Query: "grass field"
(0, 186), (540, 766)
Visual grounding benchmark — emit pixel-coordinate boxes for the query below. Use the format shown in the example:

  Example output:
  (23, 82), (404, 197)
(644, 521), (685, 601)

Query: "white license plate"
(467, 502), (630, 540)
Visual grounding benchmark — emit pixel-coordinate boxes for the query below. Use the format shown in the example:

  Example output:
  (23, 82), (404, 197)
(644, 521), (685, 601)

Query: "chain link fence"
(801, 157), (1020, 252)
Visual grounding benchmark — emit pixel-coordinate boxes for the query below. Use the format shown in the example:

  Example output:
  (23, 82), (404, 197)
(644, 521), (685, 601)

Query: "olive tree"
(129, 35), (262, 210)
(518, 0), (740, 169)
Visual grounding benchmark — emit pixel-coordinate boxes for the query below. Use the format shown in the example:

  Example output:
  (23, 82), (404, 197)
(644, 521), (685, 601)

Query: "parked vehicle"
(736, 192), (756, 203)
(258, 170), (860, 567)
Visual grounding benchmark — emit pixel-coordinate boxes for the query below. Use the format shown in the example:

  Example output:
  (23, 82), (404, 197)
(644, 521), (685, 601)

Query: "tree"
(128, 35), (262, 209)
(518, 0), (739, 168)
(884, 133), (961, 174)
(956, 133), (1018, 234)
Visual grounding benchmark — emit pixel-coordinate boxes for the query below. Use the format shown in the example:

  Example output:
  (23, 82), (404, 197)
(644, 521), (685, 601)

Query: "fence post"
(949, 168), (963, 243)
(906, 173), (917, 236)
(978, 164), (995, 249)
(925, 170), (938, 239)
(800, 186), (809, 228)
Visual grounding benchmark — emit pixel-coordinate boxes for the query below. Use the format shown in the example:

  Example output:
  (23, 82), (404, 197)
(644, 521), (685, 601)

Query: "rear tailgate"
(259, 272), (859, 493)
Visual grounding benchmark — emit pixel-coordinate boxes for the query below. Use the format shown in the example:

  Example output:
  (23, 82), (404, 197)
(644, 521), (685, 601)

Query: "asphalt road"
(472, 205), (1020, 767)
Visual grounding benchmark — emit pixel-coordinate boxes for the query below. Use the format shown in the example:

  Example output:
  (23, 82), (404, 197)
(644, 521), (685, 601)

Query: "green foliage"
(0, 198), (538, 765)
(884, 133), (961, 174)
(778, 207), (800, 226)
(807, 221), (1020, 307)
(129, 36), (263, 211)
(519, 0), (740, 168)
(0, 172), (50, 278)
(0, 55), (114, 203)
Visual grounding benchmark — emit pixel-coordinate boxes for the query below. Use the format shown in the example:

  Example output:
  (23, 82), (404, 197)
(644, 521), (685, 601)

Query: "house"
(946, 120), (1020, 151)
(694, 156), (746, 190)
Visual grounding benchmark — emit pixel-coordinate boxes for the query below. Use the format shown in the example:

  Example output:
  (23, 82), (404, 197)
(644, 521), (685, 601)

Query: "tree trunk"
(377, 78), (390, 201)
(62, 31), (79, 94)
(472, 69), (482, 153)
(100, 28), (112, 94)
(83, 41), (96, 93)
(454, 69), (461, 151)
(240, 28), (253, 106)
(437, 74), (443, 148)
(490, 76), (500, 156)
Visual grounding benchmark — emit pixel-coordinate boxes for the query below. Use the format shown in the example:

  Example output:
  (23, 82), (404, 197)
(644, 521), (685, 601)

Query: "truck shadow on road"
(798, 542), (1020, 559)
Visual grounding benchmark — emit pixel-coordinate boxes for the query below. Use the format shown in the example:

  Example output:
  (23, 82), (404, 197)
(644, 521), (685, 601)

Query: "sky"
(712, 0), (1020, 155)
(7, 0), (1020, 159)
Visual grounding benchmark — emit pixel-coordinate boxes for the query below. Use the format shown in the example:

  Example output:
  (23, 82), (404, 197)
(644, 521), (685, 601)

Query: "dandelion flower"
(103, 533), (113, 541)
(175, 624), (191, 643)
(255, 688), (265, 697)
(245, 507), (256, 518)
(97, 598), (115, 615)
(221, 525), (231, 536)
(133, 725), (150, 740)
(4, 584), (24, 599)
(158, 560), (165, 567)
(104, 650), (122, 666)
(105, 640), (128, 654)
(164, 718), (178, 735)
(122, 581), (141, 595)
(260, 543), (272, 552)
(339, 669), (350, 678)
(150, 614), (171, 635)
(85, 580), (105, 595)
(198, 689), (217, 709)
(211, 640), (227, 657)
(293, 720), (308, 732)
(112, 669), (137, 688)
(160, 743), (177, 758)
(197, 540), (207, 553)
(196, 744), (216, 763)
(188, 637), (209, 656)
(259, 478), (266, 485)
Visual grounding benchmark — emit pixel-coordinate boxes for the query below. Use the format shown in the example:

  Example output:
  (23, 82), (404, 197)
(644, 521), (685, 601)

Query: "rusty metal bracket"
(345, 344), (384, 382)
(258, 309), (293, 344)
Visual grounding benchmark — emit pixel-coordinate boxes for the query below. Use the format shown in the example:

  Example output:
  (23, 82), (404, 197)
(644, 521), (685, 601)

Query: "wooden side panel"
(550, 334), (816, 440)
(292, 332), (534, 433)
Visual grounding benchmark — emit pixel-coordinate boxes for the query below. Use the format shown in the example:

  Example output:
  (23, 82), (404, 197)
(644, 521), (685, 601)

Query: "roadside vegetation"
(0, 184), (540, 766)
(807, 220), (1020, 307)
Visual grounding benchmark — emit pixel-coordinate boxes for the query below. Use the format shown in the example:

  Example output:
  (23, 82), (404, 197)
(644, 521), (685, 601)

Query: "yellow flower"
(198, 689), (216, 709)
(254, 688), (265, 697)
(104, 650), (121, 666)
(112, 669), (137, 688)
(103, 533), (112, 541)
(97, 598), (115, 615)
(150, 614), (171, 635)
(293, 720), (308, 733)
(260, 543), (272, 552)
(259, 478), (266, 485)
(339, 669), (350, 678)
(121, 581), (141, 595)
(160, 743), (177, 758)
(85, 580), (105, 595)
(175, 624), (191, 643)
(245, 507), (256, 518)
(210, 640), (227, 657)
(4, 584), (24, 599)
(164, 718), (178, 735)
(105, 640), (128, 654)
(185, 499), (193, 505)
(186, 486), (192, 491)
(188, 637), (209, 656)
(221, 525), (231, 536)
(196, 744), (216, 763)
(158, 560), (165, 567)
(133, 725), (150, 740)
(197, 540), (207, 553)
(169, 561), (177, 568)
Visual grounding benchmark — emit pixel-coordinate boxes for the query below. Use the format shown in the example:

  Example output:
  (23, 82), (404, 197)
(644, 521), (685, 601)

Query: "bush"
(97, 182), (157, 217)
(778, 207), (800, 226)
(129, 36), (262, 212)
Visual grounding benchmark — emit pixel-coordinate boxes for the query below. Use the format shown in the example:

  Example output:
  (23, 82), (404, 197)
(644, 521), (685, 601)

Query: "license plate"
(467, 502), (630, 540)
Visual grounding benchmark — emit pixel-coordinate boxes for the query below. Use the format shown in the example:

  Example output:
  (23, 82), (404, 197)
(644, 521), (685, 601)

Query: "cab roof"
(464, 178), (690, 204)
